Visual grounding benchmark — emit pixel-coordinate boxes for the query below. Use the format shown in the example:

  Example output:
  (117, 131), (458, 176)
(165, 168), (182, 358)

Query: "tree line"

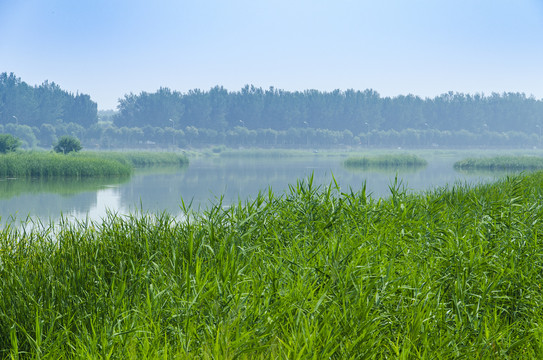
(2, 72), (543, 149)
(0, 72), (97, 128)
(114, 85), (543, 134)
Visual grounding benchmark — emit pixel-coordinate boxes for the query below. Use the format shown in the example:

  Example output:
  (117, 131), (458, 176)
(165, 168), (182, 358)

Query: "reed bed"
(0, 152), (132, 178)
(344, 153), (428, 169)
(2, 172), (543, 358)
(94, 151), (189, 167)
(454, 155), (543, 171)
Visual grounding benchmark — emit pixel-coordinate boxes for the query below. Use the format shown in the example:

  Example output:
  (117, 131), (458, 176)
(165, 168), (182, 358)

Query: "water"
(0, 153), (514, 225)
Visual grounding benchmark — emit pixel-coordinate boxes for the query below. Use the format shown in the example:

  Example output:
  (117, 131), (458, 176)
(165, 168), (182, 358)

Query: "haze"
(1, 0), (542, 110)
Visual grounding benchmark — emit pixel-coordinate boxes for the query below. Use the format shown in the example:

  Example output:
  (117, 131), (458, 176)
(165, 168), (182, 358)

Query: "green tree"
(54, 135), (82, 154)
(0, 133), (22, 153)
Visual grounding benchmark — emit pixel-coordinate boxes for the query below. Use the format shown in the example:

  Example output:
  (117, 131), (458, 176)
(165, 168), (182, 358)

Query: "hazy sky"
(1, 0), (542, 110)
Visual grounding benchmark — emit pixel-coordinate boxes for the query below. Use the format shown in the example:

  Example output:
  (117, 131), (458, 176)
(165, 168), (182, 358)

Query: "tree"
(0, 133), (21, 153)
(54, 135), (82, 154)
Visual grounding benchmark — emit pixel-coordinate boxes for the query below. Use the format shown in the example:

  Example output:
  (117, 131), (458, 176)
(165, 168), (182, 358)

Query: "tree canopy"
(0, 72), (98, 128)
(113, 86), (543, 134)
(54, 135), (82, 154)
(0, 133), (21, 153)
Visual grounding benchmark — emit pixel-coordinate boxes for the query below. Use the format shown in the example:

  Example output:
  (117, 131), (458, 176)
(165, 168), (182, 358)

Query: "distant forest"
(2, 72), (543, 149)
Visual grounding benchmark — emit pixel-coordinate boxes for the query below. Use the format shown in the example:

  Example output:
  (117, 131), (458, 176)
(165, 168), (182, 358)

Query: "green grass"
(2, 172), (543, 357)
(344, 153), (428, 169)
(454, 155), (543, 171)
(219, 148), (319, 158)
(0, 151), (189, 179)
(94, 151), (189, 167)
(0, 152), (133, 178)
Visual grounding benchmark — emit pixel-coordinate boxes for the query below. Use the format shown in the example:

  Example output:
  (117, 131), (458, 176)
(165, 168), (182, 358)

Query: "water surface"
(0, 153), (518, 225)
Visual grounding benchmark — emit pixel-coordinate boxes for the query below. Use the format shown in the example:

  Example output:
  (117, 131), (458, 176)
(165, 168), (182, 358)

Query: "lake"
(0, 151), (521, 225)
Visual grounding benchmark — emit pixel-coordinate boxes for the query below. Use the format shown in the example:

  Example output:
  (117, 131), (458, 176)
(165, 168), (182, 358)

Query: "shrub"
(0, 133), (21, 153)
(54, 135), (82, 154)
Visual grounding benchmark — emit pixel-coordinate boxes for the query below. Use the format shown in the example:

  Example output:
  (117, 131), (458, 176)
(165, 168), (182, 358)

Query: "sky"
(1, 0), (543, 110)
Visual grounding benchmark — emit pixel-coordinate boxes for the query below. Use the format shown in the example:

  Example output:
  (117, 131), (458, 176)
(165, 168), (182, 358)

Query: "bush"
(0, 133), (21, 153)
(54, 135), (82, 154)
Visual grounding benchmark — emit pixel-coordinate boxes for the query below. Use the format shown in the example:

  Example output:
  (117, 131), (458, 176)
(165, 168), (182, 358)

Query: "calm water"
(0, 153), (514, 225)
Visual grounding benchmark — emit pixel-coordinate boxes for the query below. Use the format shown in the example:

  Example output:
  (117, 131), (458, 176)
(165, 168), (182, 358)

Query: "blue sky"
(1, 0), (542, 109)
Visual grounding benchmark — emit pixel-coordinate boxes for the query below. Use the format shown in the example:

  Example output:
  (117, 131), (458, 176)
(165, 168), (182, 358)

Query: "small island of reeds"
(0, 151), (189, 178)
(454, 155), (543, 171)
(343, 153), (427, 169)
(3, 172), (543, 357)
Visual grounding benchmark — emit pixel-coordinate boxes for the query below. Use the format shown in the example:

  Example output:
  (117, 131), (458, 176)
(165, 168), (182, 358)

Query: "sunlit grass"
(2, 172), (543, 357)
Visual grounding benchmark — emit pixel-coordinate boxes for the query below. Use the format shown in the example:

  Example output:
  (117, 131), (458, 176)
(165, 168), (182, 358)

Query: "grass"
(343, 153), (428, 169)
(0, 152), (132, 178)
(0, 151), (189, 179)
(94, 151), (189, 167)
(454, 155), (543, 171)
(2, 172), (543, 357)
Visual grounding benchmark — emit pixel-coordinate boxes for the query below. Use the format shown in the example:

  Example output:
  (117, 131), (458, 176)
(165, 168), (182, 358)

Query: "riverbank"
(1, 171), (543, 357)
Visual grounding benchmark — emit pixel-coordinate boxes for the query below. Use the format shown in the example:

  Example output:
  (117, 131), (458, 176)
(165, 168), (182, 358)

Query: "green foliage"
(455, 155), (543, 171)
(0, 72), (97, 128)
(113, 84), (543, 135)
(94, 151), (189, 167)
(344, 153), (428, 168)
(54, 135), (82, 154)
(3, 173), (543, 357)
(0, 133), (21, 153)
(0, 152), (132, 178)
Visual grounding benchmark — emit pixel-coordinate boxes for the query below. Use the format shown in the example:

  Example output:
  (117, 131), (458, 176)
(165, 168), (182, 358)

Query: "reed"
(0, 151), (189, 179)
(0, 152), (132, 178)
(2, 172), (543, 357)
(454, 155), (543, 171)
(93, 151), (189, 167)
(344, 153), (428, 168)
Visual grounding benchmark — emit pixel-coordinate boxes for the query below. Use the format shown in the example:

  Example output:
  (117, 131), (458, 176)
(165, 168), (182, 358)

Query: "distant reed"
(454, 155), (543, 171)
(344, 153), (427, 168)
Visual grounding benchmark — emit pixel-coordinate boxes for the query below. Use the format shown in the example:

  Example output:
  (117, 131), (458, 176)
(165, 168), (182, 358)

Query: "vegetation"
(344, 153), (428, 169)
(2, 172), (543, 357)
(0, 72), (97, 128)
(454, 155), (543, 171)
(3, 72), (543, 149)
(114, 86), (543, 134)
(0, 134), (21, 153)
(95, 151), (190, 167)
(0, 152), (132, 178)
(54, 135), (82, 154)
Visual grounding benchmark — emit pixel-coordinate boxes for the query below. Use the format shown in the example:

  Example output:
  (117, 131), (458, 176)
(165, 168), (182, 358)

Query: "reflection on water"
(0, 155), (519, 224)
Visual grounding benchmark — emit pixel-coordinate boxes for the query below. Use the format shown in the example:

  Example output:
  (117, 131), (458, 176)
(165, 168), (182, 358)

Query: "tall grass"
(94, 151), (189, 167)
(2, 172), (543, 357)
(344, 153), (428, 169)
(0, 151), (189, 179)
(0, 152), (132, 178)
(454, 155), (543, 171)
